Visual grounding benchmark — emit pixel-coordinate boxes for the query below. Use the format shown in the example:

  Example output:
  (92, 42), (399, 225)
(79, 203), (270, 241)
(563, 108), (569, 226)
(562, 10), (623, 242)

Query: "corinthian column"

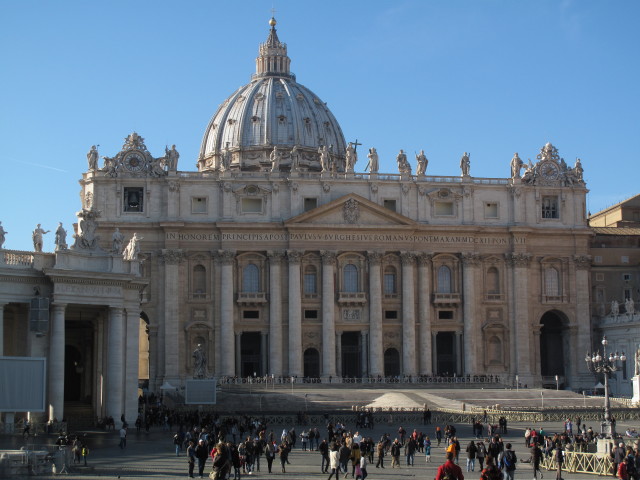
(508, 253), (532, 378)
(287, 250), (303, 376)
(218, 250), (236, 376)
(124, 307), (140, 424)
(417, 253), (433, 375)
(368, 252), (383, 376)
(268, 251), (285, 376)
(161, 249), (184, 379)
(48, 303), (66, 422)
(106, 306), (124, 422)
(574, 255), (592, 383)
(321, 251), (337, 377)
(461, 252), (480, 375)
(400, 252), (417, 376)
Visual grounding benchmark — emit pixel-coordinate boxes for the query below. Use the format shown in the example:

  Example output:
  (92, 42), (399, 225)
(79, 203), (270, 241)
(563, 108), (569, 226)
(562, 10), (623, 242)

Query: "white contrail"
(3, 156), (68, 173)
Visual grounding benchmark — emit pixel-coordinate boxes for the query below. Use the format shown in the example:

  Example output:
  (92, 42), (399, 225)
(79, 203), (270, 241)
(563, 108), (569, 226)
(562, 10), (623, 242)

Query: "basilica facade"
(0, 18), (597, 423)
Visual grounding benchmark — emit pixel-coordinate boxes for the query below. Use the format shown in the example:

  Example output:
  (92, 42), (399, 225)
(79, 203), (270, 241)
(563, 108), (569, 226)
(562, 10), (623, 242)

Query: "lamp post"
(585, 335), (626, 437)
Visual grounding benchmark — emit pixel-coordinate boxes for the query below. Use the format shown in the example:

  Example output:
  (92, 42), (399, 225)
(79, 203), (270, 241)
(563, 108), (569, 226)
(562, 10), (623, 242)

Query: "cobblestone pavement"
(1, 415), (637, 479)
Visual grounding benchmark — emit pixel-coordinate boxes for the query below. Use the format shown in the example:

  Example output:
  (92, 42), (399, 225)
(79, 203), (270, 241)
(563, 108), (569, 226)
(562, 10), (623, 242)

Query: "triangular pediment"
(285, 193), (417, 227)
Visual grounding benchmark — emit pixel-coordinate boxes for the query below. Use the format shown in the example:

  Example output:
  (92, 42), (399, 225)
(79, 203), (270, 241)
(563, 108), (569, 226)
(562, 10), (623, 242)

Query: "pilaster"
(417, 254), (433, 375)
(161, 248), (184, 379)
(507, 252), (533, 379)
(320, 250), (337, 377)
(106, 306), (124, 423)
(218, 250), (236, 376)
(48, 303), (66, 422)
(400, 252), (417, 375)
(268, 250), (285, 376)
(461, 252), (480, 375)
(367, 252), (383, 376)
(287, 250), (303, 376)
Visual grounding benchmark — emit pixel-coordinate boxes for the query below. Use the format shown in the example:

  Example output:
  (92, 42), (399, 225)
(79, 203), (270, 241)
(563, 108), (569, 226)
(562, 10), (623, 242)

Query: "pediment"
(286, 193), (417, 227)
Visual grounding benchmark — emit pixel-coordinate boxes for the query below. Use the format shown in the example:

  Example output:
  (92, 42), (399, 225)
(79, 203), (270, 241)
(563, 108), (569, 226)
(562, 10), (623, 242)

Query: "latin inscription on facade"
(166, 232), (525, 245)
(56, 284), (121, 296)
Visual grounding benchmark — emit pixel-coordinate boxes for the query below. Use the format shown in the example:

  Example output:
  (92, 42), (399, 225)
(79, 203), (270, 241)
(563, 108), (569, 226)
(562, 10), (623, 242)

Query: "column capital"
(367, 251), (383, 265)
(400, 251), (416, 265)
(267, 250), (286, 262)
(461, 252), (481, 266)
(160, 248), (185, 265)
(416, 253), (433, 266)
(216, 250), (236, 265)
(51, 302), (67, 311)
(287, 250), (303, 264)
(573, 254), (592, 270)
(506, 252), (532, 267)
(320, 250), (337, 265)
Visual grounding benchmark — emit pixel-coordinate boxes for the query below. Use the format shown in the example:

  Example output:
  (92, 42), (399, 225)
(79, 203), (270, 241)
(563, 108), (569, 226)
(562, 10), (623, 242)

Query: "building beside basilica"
(0, 18), (604, 424)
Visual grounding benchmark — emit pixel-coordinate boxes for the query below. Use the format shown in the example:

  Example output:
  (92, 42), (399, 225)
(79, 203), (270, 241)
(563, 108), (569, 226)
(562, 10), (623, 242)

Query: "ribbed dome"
(198, 19), (346, 173)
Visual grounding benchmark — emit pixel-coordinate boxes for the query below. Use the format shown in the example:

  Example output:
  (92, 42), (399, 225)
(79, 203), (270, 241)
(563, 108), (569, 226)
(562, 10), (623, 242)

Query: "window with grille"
(545, 267), (560, 296)
(541, 196), (559, 219)
(303, 265), (317, 294)
(437, 265), (452, 293)
(343, 264), (358, 292)
(383, 266), (397, 294)
(242, 264), (260, 292)
(192, 265), (206, 298)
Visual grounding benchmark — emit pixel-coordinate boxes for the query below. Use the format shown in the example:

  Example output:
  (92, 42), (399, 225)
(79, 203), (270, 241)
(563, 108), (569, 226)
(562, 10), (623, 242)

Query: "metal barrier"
(541, 451), (613, 476)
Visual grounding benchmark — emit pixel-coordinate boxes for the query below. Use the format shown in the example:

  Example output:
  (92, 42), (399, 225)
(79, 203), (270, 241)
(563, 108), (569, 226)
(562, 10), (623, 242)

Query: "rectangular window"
(594, 256), (602, 264)
(623, 273), (632, 281)
(303, 198), (318, 212)
(622, 256), (630, 264)
(383, 199), (397, 212)
(383, 274), (396, 294)
(484, 202), (499, 219)
(124, 187), (144, 212)
(243, 310), (260, 319)
(241, 197), (263, 214)
(191, 197), (207, 214)
(434, 201), (454, 216)
(595, 287), (605, 303)
(541, 196), (559, 219)
(438, 310), (454, 320)
(304, 310), (318, 319)
(303, 273), (317, 294)
(595, 273), (604, 282)
(384, 310), (398, 320)
(624, 288), (632, 300)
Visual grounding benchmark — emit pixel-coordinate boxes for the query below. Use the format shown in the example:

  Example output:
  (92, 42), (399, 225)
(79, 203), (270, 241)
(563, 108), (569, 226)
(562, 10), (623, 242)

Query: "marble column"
(321, 251), (337, 377)
(508, 253), (533, 378)
(147, 326), (158, 393)
(431, 332), (438, 374)
(574, 255), (592, 383)
(287, 250), (303, 376)
(48, 303), (66, 422)
(261, 333), (268, 376)
(417, 254), (433, 375)
(235, 333), (242, 377)
(461, 253), (480, 375)
(455, 331), (463, 375)
(336, 332), (342, 377)
(367, 252), (383, 376)
(219, 250), (236, 376)
(268, 251), (285, 376)
(124, 307), (140, 425)
(161, 249), (184, 379)
(0, 302), (6, 356)
(106, 306), (124, 422)
(400, 252), (417, 376)
(360, 331), (368, 377)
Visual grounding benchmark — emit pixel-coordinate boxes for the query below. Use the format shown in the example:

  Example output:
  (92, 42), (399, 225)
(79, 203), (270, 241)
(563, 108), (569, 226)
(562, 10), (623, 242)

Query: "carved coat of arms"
(343, 198), (360, 224)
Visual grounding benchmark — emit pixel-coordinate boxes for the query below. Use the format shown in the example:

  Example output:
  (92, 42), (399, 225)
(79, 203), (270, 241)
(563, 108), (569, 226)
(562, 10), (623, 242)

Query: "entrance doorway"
(384, 348), (400, 377)
(240, 332), (262, 377)
(303, 348), (320, 378)
(341, 332), (361, 377)
(540, 311), (566, 378)
(436, 332), (456, 376)
(64, 345), (83, 402)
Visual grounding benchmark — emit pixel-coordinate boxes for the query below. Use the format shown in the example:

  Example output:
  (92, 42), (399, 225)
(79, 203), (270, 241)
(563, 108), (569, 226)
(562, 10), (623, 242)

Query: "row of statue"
(86, 141), (180, 174)
(610, 298), (635, 316)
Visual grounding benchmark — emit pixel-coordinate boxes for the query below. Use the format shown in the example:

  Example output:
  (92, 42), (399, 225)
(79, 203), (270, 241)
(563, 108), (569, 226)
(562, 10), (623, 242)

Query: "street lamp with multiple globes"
(585, 335), (626, 437)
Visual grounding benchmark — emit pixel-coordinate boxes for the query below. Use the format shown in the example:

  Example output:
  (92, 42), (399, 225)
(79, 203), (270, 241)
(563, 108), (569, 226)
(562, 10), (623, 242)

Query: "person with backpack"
(265, 440), (276, 473)
(476, 440), (487, 470)
(500, 442), (518, 480)
(480, 455), (502, 480)
(436, 451), (465, 480)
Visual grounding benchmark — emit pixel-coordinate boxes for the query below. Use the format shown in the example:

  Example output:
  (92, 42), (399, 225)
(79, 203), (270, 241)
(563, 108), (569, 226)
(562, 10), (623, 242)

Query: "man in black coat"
(194, 439), (209, 478)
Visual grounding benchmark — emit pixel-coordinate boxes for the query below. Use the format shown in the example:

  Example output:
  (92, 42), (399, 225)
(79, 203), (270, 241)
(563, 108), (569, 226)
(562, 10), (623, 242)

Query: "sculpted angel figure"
(574, 158), (584, 181)
(611, 299), (619, 316)
(365, 147), (379, 173)
(290, 145), (300, 171)
(626, 297), (635, 316)
(416, 150), (428, 176)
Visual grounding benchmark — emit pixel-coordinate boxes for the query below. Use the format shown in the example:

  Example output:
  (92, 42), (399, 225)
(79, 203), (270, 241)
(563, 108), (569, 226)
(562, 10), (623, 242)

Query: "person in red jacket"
(436, 451), (465, 480)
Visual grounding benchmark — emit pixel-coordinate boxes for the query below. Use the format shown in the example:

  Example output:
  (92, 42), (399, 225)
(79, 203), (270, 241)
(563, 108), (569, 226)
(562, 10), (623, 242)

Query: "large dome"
(198, 18), (347, 173)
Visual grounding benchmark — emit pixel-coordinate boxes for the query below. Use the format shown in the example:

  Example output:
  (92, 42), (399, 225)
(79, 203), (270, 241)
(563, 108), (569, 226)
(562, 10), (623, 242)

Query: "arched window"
(193, 265), (206, 298)
(343, 264), (358, 292)
(486, 267), (500, 294)
(242, 264), (260, 292)
(304, 265), (317, 295)
(384, 266), (397, 294)
(437, 265), (452, 293)
(545, 267), (560, 296)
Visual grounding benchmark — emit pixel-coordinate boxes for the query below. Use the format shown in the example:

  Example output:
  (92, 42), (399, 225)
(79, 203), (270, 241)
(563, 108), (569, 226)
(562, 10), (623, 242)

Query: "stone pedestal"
(633, 375), (640, 405)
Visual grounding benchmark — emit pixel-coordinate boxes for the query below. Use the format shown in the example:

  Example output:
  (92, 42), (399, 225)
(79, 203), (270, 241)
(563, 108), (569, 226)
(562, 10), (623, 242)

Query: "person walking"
(119, 426), (127, 449)
(476, 440), (486, 470)
(320, 439), (330, 473)
(466, 440), (478, 472)
(375, 440), (385, 468)
(436, 451), (465, 480)
(279, 441), (291, 473)
(390, 438), (401, 468)
(265, 441), (276, 474)
(186, 440), (196, 478)
(195, 439), (209, 478)
(480, 455), (503, 480)
(555, 444), (564, 480)
(500, 443), (517, 480)
(350, 442), (362, 478)
(425, 436), (432, 463)
(531, 441), (543, 480)
(328, 444), (340, 480)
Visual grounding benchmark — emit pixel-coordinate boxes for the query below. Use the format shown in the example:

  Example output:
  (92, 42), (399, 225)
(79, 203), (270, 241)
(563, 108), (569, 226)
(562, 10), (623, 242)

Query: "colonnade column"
(0, 302), (6, 356)
(417, 254), (433, 375)
(287, 250), (303, 377)
(235, 333), (241, 377)
(461, 253), (480, 375)
(147, 326), (158, 393)
(367, 252), (383, 376)
(161, 249), (184, 379)
(218, 250), (236, 376)
(106, 306), (124, 422)
(268, 251), (285, 376)
(261, 333), (268, 376)
(509, 253), (533, 380)
(360, 331), (368, 377)
(124, 307), (140, 424)
(400, 252), (417, 376)
(455, 331), (463, 375)
(320, 251), (336, 378)
(48, 303), (66, 422)
(336, 332), (342, 377)
(574, 255), (592, 384)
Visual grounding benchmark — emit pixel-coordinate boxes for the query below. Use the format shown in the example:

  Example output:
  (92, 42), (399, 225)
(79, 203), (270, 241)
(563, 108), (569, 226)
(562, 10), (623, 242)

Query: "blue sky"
(1, 0), (639, 251)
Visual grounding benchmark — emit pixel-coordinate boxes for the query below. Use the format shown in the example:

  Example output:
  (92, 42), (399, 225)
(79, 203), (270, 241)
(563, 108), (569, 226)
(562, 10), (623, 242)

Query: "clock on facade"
(539, 161), (560, 181)
(123, 152), (145, 172)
